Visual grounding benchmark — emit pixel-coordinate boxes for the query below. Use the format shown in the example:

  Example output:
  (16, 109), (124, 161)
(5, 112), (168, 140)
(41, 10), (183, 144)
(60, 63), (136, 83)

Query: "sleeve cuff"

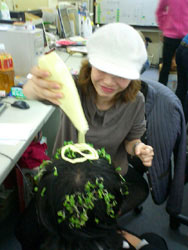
(135, 239), (149, 250)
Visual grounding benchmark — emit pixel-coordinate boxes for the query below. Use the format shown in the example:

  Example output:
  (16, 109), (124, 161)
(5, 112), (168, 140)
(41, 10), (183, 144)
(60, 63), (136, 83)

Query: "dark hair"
(78, 59), (141, 103)
(35, 158), (126, 250)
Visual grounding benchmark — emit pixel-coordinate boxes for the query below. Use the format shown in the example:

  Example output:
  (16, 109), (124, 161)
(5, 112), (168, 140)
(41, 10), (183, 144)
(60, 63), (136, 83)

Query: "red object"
(16, 141), (50, 211)
(18, 141), (50, 169)
(56, 39), (76, 46)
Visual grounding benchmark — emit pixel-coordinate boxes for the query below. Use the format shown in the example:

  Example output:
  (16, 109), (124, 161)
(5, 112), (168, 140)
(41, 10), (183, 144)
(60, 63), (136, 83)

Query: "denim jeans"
(175, 43), (188, 122)
(159, 37), (181, 85)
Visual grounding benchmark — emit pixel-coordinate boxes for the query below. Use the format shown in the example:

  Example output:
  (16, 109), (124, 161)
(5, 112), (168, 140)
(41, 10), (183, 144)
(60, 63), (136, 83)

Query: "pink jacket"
(156, 0), (188, 39)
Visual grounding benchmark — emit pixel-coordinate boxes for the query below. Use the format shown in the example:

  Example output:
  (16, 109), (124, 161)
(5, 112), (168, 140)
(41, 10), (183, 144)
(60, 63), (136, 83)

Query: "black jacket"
(142, 79), (186, 215)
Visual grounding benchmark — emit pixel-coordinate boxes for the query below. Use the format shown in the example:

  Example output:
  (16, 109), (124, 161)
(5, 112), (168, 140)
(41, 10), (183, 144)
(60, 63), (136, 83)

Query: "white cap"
(87, 23), (147, 80)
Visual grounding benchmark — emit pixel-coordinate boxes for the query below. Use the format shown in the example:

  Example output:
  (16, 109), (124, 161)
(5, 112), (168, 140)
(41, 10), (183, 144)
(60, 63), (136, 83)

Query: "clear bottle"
(0, 43), (14, 95)
(0, 0), (11, 20)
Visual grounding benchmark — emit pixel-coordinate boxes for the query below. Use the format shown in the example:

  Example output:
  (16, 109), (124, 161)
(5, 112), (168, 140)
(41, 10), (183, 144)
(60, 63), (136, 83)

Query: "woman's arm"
(155, 0), (168, 31)
(125, 139), (141, 156)
(122, 231), (166, 250)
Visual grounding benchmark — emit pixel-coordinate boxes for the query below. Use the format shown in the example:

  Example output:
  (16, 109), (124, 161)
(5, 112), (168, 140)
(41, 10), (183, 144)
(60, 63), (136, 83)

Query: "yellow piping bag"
(38, 51), (89, 143)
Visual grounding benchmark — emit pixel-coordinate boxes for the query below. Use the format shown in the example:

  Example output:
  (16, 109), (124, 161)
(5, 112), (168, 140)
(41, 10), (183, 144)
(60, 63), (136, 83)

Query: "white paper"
(0, 123), (34, 141)
(0, 140), (19, 145)
(67, 46), (87, 54)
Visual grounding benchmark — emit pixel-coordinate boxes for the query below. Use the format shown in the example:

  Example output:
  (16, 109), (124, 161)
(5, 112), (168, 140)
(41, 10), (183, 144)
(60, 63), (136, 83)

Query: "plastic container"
(0, 1), (10, 20)
(0, 43), (15, 95)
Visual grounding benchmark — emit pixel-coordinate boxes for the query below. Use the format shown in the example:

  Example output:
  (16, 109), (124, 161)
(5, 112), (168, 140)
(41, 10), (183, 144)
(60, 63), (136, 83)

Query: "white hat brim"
(89, 57), (140, 80)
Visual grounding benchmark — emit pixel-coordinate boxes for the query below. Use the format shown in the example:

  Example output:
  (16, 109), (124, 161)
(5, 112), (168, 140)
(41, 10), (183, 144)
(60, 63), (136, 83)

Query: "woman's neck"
(95, 95), (114, 111)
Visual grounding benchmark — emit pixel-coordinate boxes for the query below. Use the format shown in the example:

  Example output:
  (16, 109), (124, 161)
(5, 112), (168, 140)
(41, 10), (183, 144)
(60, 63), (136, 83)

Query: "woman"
(155, 0), (188, 85)
(15, 143), (168, 250)
(23, 23), (154, 212)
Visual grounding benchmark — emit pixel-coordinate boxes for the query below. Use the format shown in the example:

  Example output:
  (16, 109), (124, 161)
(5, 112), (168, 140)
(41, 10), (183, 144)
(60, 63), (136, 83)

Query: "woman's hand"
(23, 66), (63, 106)
(135, 142), (154, 167)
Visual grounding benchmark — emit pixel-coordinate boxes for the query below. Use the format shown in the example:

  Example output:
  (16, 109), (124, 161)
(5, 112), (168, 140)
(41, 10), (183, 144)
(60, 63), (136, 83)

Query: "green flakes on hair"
(115, 166), (121, 172)
(54, 148), (62, 159)
(95, 218), (99, 224)
(119, 174), (126, 183)
(57, 210), (66, 223)
(55, 176), (119, 228)
(105, 154), (111, 164)
(34, 175), (38, 181)
(41, 187), (46, 197)
(39, 160), (51, 169)
(54, 166), (58, 176)
(100, 147), (106, 157)
(64, 141), (73, 146)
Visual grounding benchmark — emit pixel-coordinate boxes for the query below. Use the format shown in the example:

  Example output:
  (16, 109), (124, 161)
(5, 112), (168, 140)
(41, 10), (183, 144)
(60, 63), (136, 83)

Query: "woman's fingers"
(142, 158), (153, 167)
(135, 144), (154, 167)
(31, 66), (62, 90)
(32, 82), (63, 102)
(47, 97), (62, 106)
(31, 66), (50, 78)
(141, 146), (154, 155)
(32, 76), (61, 91)
(23, 66), (63, 103)
(141, 156), (153, 162)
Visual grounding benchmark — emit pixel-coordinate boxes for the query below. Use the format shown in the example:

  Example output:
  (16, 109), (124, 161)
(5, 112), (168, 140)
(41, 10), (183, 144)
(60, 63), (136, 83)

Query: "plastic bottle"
(0, 43), (15, 95)
(0, 0), (10, 20)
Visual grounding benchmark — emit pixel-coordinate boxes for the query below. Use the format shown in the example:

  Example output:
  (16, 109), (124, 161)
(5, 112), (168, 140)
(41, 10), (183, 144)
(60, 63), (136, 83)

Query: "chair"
(128, 78), (187, 229)
(169, 123), (188, 229)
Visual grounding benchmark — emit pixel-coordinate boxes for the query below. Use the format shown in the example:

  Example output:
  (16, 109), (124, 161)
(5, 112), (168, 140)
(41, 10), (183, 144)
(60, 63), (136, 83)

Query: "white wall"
(4, 0), (14, 10)
(9, 0), (58, 11)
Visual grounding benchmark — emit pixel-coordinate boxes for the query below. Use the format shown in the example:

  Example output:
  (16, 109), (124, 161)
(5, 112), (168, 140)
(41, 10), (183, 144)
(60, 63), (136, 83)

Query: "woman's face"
(91, 67), (131, 101)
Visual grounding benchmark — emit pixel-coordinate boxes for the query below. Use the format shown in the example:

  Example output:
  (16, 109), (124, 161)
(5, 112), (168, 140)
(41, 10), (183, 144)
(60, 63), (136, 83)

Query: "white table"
(57, 49), (85, 73)
(0, 98), (55, 184)
(0, 51), (83, 185)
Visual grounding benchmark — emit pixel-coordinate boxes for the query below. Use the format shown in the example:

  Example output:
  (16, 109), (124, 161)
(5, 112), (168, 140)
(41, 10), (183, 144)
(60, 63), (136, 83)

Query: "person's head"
(35, 143), (128, 250)
(78, 23), (147, 103)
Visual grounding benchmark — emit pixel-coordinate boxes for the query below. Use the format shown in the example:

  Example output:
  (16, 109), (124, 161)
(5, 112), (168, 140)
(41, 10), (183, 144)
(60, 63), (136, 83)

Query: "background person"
(23, 23), (154, 212)
(175, 34), (188, 123)
(155, 0), (188, 85)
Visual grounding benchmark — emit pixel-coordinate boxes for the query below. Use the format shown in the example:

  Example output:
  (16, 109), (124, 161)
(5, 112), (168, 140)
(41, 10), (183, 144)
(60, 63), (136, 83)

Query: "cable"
(64, 54), (71, 63)
(1, 100), (12, 105)
(0, 152), (34, 196)
(0, 151), (13, 161)
(0, 95), (8, 101)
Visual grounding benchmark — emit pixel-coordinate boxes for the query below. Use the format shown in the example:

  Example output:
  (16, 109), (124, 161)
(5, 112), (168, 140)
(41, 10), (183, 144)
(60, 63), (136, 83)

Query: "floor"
(0, 68), (188, 250)
(118, 185), (188, 250)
